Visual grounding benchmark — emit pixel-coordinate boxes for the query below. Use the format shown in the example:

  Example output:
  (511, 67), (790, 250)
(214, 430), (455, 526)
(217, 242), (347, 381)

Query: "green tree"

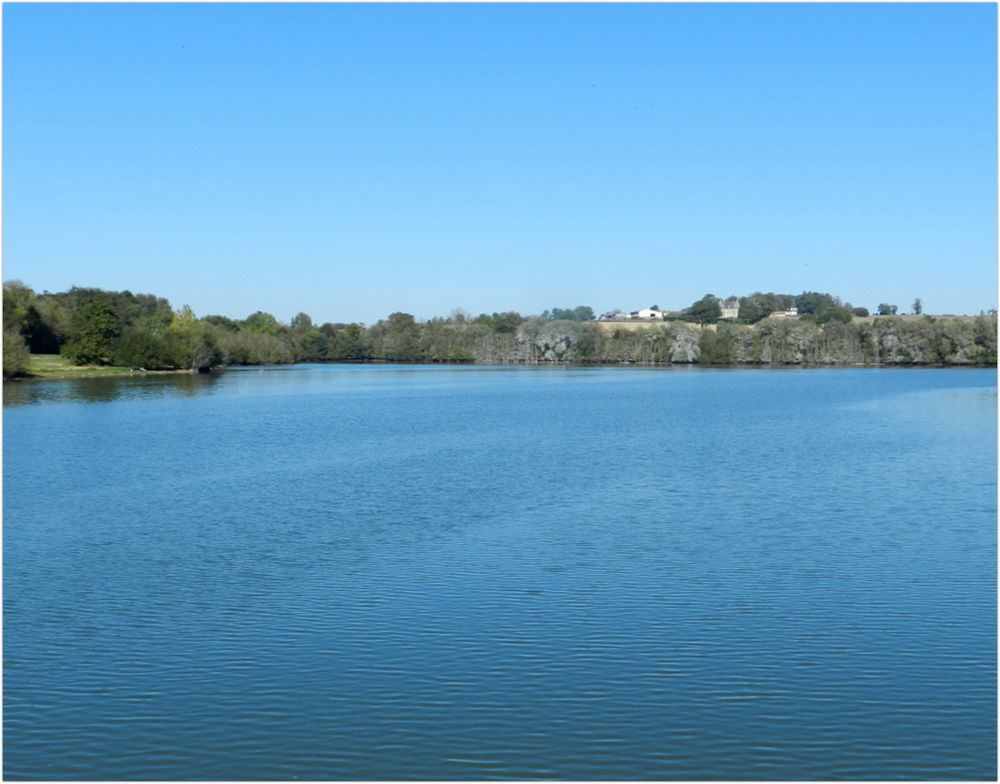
(699, 327), (736, 364)
(290, 312), (314, 332)
(912, 298), (923, 315)
(378, 312), (422, 360)
(62, 297), (123, 365)
(685, 294), (721, 325)
(491, 311), (524, 334)
(877, 303), (898, 316)
(3, 329), (30, 377)
(794, 291), (836, 317)
(737, 293), (778, 324)
(816, 306), (853, 325)
(852, 307), (870, 317)
(3, 280), (39, 342)
(572, 324), (599, 358)
(3, 281), (62, 353)
(165, 307), (223, 370)
(243, 311), (283, 335)
(113, 326), (170, 369)
(546, 306), (595, 322)
(328, 323), (371, 360)
(296, 329), (329, 361)
(971, 315), (997, 364)
(203, 314), (241, 331)
(288, 311), (324, 360)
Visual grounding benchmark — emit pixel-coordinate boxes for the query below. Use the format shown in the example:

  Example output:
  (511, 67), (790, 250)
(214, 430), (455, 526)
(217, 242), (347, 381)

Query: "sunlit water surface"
(4, 365), (996, 780)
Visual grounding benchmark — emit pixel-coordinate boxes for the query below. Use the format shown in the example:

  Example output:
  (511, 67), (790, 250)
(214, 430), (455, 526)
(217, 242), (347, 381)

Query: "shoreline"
(7, 357), (995, 383)
(7, 369), (196, 382)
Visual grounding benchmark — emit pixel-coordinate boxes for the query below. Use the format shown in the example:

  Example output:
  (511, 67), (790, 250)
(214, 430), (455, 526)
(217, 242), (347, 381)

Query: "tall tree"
(165, 306), (223, 370)
(243, 311), (283, 335)
(290, 312), (314, 332)
(685, 294), (722, 325)
(62, 297), (122, 365)
(794, 291), (836, 317)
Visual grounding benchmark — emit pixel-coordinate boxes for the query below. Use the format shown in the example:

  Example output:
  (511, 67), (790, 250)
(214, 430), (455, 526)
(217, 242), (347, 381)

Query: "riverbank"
(8, 352), (997, 383)
(10, 354), (195, 381)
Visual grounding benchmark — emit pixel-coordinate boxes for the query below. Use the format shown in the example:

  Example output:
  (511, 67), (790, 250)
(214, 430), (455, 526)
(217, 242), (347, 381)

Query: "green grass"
(21, 354), (186, 380)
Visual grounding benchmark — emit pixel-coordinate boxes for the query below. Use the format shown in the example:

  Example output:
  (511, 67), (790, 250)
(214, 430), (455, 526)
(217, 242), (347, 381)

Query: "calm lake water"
(3, 365), (996, 780)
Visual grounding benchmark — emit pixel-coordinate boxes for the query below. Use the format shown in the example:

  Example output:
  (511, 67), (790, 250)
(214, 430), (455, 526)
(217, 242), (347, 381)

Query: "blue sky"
(4, 3), (996, 323)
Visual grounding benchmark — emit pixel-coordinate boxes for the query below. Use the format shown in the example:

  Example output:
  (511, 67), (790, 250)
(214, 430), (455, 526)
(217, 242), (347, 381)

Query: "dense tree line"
(3, 282), (995, 378)
(695, 316), (996, 366)
(678, 290), (869, 325)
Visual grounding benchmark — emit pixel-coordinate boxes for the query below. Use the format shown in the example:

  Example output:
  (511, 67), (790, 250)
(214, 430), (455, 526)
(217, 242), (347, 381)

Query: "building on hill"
(630, 307), (666, 320)
(719, 296), (740, 320)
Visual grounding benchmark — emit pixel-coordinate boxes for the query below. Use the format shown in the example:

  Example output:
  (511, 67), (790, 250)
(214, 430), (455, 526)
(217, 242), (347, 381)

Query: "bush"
(113, 327), (171, 369)
(817, 306), (853, 325)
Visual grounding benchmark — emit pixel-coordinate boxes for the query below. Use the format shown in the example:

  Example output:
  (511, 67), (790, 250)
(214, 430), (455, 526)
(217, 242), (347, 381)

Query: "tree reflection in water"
(3, 371), (221, 408)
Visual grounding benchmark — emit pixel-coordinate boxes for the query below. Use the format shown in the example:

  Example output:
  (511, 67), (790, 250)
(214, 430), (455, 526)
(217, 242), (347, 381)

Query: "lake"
(3, 364), (996, 780)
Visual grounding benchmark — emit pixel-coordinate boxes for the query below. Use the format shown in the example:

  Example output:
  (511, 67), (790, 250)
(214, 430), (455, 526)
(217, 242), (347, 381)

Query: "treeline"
(672, 291), (894, 325)
(696, 317), (996, 366)
(491, 318), (997, 366)
(600, 291), (914, 325)
(1, 282), (537, 377)
(3, 281), (996, 378)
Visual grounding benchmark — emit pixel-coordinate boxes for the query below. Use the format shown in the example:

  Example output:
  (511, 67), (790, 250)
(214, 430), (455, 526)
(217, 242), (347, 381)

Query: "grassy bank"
(10, 354), (193, 381)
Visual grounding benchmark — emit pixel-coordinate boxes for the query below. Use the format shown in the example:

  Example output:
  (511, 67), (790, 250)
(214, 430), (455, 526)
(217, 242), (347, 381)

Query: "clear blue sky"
(4, 3), (996, 323)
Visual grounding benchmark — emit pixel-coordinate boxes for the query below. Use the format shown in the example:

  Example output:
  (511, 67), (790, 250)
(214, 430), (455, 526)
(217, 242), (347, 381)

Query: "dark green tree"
(203, 314), (241, 332)
(794, 291), (836, 317)
(62, 297), (122, 365)
(113, 326), (171, 369)
(378, 312), (422, 360)
(3, 281), (62, 353)
(816, 306), (853, 325)
(492, 311), (524, 334)
(685, 294), (721, 325)
(737, 293), (779, 324)
(328, 323), (371, 360)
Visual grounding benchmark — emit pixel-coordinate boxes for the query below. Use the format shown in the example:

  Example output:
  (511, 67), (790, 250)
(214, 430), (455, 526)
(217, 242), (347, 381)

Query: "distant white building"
(631, 308), (666, 320)
(719, 296), (740, 320)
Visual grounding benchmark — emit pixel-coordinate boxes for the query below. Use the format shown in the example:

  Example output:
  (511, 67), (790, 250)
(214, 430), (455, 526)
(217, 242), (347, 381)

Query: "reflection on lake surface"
(3, 365), (997, 780)
(3, 370), (222, 408)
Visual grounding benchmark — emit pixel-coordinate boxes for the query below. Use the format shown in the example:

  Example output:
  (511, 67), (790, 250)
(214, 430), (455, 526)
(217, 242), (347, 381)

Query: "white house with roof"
(630, 307), (666, 320)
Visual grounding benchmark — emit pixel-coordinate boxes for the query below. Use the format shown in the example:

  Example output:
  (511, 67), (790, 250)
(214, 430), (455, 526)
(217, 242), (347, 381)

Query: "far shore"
(6, 354), (996, 383)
